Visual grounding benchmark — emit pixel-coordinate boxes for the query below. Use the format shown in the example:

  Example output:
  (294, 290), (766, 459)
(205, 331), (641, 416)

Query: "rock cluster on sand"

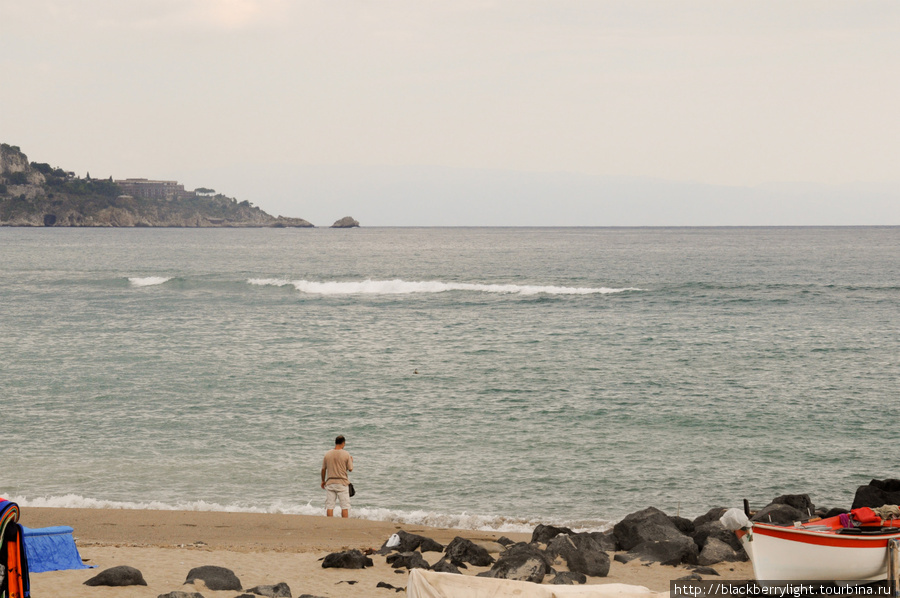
(83, 564), (296, 598)
(86, 479), (900, 596)
(320, 504), (751, 589)
(322, 492), (849, 587)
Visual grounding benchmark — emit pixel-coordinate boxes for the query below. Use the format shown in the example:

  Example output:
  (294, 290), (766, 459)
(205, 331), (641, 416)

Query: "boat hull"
(739, 524), (899, 583)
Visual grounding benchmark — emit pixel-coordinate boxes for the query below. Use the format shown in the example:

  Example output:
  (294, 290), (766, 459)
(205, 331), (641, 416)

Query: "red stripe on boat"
(752, 524), (900, 549)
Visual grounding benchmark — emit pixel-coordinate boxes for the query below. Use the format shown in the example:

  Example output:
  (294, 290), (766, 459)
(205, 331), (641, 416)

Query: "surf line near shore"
(10, 494), (617, 535)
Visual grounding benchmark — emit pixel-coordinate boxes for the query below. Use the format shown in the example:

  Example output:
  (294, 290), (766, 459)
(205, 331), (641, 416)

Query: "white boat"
(725, 507), (900, 583)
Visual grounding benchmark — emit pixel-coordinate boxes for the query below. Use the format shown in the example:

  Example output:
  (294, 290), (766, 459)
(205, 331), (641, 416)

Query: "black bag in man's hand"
(348, 483), (355, 497)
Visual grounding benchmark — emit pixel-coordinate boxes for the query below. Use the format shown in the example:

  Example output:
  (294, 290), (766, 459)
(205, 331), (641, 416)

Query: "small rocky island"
(331, 216), (360, 228)
(0, 143), (314, 228)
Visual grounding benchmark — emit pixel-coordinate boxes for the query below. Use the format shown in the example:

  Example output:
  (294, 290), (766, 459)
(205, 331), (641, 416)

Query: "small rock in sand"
(84, 565), (148, 587)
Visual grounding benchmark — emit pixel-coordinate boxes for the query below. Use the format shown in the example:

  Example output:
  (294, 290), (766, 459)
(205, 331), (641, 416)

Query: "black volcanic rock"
(751, 503), (806, 525)
(431, 557), (463, 574)
(321, 549), (373, 569)
(381, 530), (444, 553)
(386, 551), (431, 570)
(83, 565), (147, 587)
(771, 494), (815, 515)
(698, 538), (746, 566)
(531, 524), (575, 545)
(480, 548), (550, 583)
(551, 571), (587, 585)
(613, 507), (686, 551)
(620, 536), (700, 567)
(444, 537), (495, 567)
(546, 533), (610, 577)
(851, 479), (900, 510)
(184, 565), (242, 591)
(245, 582), (292, 597)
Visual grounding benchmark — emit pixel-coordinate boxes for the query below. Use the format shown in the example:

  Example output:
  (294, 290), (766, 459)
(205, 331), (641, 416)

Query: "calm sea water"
(2, 227), (898, 532)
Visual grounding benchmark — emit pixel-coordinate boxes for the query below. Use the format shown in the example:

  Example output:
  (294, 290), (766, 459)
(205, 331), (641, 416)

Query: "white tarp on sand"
(407, 569), (670, 598)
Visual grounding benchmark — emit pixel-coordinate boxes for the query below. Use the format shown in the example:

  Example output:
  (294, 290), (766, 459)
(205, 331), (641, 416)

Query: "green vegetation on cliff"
(0, 143), (313, 227)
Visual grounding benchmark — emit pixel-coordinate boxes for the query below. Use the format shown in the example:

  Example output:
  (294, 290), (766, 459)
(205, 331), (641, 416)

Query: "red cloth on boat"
(850, 507), (881, 524)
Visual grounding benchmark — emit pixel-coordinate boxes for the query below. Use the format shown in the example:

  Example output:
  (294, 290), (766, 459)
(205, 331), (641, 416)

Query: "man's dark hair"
(335, 435), (346, 445)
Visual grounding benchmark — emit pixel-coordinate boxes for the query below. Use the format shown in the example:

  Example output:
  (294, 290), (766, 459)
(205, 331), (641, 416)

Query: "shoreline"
(20, 507), (532, 553)
(18, 506), (752, 597)
(15, 495), (617, 534)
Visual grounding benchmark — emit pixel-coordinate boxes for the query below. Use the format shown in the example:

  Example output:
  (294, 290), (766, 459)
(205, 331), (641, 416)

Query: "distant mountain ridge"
(0, 143), (313, 227)
(185, 163), (900, 227)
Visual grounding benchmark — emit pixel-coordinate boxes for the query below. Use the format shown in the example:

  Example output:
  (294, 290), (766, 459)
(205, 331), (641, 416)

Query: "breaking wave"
(128, 276), (172, 287)
(12, 494), (610, 533)
(247, 278), (640, 296)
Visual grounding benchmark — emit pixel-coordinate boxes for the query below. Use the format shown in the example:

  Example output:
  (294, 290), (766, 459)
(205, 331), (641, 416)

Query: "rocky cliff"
(0, 144), (314, 228)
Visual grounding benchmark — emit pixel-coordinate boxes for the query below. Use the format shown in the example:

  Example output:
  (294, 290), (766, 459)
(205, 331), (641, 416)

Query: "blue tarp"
(22, 526), (91, 573)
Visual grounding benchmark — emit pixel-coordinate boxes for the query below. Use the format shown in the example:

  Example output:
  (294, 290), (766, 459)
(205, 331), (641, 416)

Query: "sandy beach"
(19, 507), (752, 597)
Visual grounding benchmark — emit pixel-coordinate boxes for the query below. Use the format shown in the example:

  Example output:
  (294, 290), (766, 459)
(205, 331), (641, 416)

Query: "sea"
(2, 226), (898, 533)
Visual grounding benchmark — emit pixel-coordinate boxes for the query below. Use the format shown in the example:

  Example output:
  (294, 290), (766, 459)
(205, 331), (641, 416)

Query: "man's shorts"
(325, 483), (351, 510)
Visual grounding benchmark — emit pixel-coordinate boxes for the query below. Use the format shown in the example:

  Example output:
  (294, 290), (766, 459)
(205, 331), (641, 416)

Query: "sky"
(2, 1), (899, 226)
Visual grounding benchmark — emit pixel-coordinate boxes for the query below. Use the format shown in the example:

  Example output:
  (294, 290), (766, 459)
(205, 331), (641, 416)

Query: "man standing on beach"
(321, 435), (353, 518)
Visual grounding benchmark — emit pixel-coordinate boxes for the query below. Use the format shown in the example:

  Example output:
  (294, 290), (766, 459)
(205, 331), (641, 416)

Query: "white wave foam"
(12, 494), (323, 516)
(11, 494), (611, 533)
(350, 506), (611, 533)
(128, 276), (172, 287)
(249, 278), (640, 296)
(247, 278), (293, 287)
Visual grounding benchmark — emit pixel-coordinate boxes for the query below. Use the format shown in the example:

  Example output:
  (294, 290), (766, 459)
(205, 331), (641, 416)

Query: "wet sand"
(20, 507), (751, 597)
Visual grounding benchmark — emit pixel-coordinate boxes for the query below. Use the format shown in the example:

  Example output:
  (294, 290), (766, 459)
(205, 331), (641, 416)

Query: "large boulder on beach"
(500, 543), (555, 568)
(479, 544), (551, 583)
(851, 479), (900, 510)
(613, 507), (688, 551)
(531, 524), (575, 545)
(751, 503), (806, 525)
(771, 494), (815, 515)
(184, 565), (242, 591)
(245, 582), (292, 597)
(84, 565), (148, 586)
(431, 557), (463, 574)
(692, 521), (744, 553)
(669, 516), (695, 536)
(321, 549), (373, 569)
(386, 551), (431, 570)
(698, 537), (746, 566)
(444, 537), (495, 567)
(616, 535), (700, 567)
(546, 534), (610, 577)
(692, 508), (729, 528)
(585, 531), (618, 552)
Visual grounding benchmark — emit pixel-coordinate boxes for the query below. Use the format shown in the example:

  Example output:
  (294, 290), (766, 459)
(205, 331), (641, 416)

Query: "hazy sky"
(2, 1), (899, 225)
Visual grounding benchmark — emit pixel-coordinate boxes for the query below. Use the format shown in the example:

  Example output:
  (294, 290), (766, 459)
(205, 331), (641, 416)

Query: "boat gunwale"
(750, 522), (900, 547)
